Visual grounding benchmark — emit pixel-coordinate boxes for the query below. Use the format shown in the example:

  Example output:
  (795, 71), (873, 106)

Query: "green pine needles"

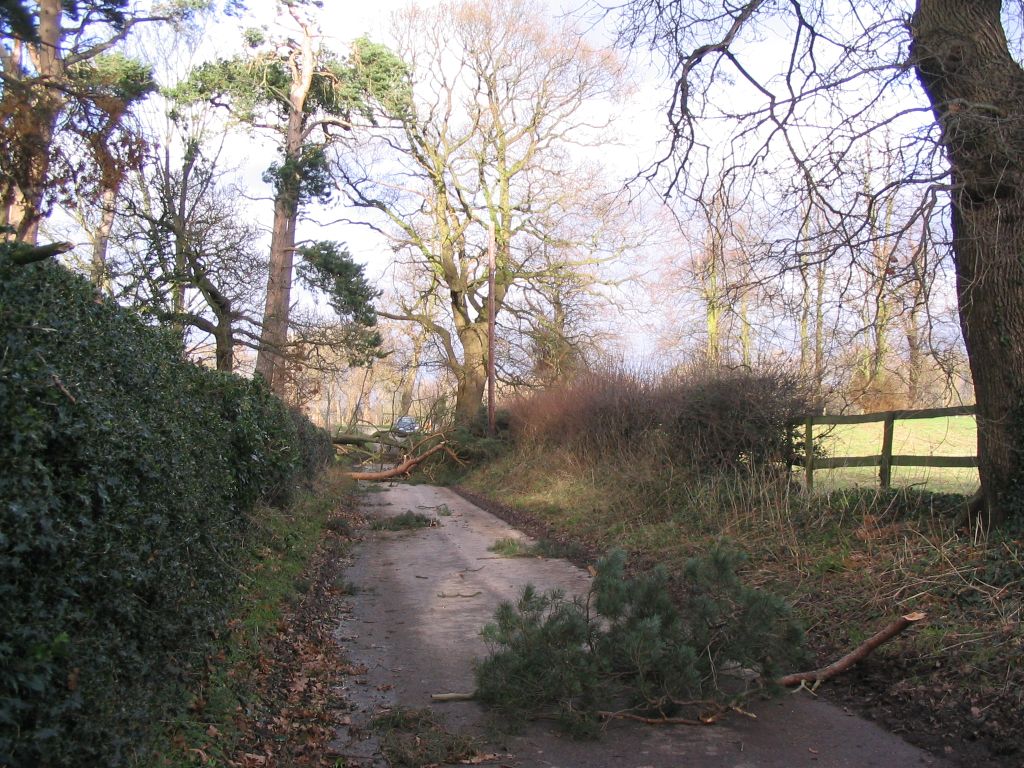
(474, 547), (806, 736)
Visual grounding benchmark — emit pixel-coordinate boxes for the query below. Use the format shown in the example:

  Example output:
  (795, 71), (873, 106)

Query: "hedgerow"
(0, 257), (331, 767)
(506, 364), (817, 471)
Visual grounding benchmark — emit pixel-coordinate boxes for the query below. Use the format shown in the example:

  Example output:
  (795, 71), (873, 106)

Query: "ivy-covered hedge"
(0, 258), (332, 767)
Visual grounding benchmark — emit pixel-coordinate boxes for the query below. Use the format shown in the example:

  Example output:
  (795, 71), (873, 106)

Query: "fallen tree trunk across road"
(332, 431), (412, 451)
(342, 441), (462, 481)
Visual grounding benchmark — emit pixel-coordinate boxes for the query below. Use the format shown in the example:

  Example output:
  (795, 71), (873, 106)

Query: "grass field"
(812, 414), (978, 494)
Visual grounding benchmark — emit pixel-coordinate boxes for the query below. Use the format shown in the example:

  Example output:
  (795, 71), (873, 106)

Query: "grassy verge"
(460, 445), (1023, 766)
(144, 467), (358, 767)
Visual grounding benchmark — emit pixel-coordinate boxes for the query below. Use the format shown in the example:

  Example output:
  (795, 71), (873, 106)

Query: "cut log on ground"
(345, 442), (460, 481)
(430, 692), (476, 702)
(777, 611), (926, 689)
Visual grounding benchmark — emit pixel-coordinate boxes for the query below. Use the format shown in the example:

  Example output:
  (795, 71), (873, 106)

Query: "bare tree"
(619, 0), (1024, 526)
(337, 0), (629, 424)
(649, 190), (769, 368)
(111, 132), (266, 371)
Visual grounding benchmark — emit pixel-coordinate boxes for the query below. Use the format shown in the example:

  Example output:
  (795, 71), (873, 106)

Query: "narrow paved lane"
(333, 483), (945, 768)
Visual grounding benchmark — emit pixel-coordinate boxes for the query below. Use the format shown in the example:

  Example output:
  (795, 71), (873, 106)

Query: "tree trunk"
(738, 290), (751, 367)
(398, 333), (424, 416)
(797, 209), (813, 377)
(814, 259), (826, 392)
(90, 185), (118, 293)
(454, 324), (488, 426)
(704, 271), (722, 366)
(254, 24), (315, 396)
(347, 367), (373, 432)
(905, 306), (923, 408)
(911, 0), (1024, 527)
(905, 257), (927, 408)
(3, 0), (64, 242)
(254, 186), (299, 392)
(214, 319), (234, 372)
(799, 267), (811, 377)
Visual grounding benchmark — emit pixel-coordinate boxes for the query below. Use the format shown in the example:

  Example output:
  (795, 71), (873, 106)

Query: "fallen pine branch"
(433, 612), (927, 714)
(777, 611), (926, 689)
(344, 443), (459, 481)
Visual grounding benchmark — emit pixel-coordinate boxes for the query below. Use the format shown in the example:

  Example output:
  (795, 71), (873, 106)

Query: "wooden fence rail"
(801, 405), (977, 491)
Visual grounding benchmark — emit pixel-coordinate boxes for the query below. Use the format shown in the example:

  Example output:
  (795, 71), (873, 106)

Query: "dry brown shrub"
(507, 364), (817, 473)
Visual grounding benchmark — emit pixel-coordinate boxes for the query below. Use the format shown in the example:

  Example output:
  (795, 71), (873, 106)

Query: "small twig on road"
(596, 710), (719, 726)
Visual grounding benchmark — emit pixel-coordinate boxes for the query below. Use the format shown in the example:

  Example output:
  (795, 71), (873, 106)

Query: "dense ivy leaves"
(475, 548), (806, 736)
(0, 257), (332, 767)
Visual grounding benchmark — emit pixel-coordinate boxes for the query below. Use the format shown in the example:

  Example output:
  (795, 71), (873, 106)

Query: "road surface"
(331, 482), (946, 768)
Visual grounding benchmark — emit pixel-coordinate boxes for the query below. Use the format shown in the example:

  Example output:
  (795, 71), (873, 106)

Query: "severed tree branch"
(777, 611), (926, 689)
(344, 442), (462, 481)
(3, 241), (73, 265)
(333, 430), (417, 450)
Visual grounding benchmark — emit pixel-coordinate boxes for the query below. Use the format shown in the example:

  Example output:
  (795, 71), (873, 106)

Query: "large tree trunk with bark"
(200, 281), (235, 372)
(254, 187), (299, 393)
(254, 32), (313, 395)
(911, 0), (1024, 527)
(454, 324), (488, 426)
(90, 185), (118, 292)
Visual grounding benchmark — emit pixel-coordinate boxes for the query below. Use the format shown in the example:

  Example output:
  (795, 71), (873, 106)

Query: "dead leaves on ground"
(177, 524), (359, 768)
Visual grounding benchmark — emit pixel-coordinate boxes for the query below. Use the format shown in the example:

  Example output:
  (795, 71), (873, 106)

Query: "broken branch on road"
(777, 612), (927, 689)
(344, 442), (462, 481)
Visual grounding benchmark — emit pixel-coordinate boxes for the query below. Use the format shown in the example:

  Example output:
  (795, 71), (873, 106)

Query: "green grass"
(813, 415), (978, 494)
(370, 510), (434, 530)
(488, 535), (587, 561)
(372, 708), (477, 767)
(489, 537), (532, 556)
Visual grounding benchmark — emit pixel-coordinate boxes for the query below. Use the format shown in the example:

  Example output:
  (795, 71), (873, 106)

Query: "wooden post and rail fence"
(799, 405), (978, 491)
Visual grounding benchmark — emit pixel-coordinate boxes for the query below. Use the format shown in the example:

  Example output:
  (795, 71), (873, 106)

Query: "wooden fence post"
(804, 416), (815, 492)
(796, 405), (976, 492)
(879, 412), (895, 490)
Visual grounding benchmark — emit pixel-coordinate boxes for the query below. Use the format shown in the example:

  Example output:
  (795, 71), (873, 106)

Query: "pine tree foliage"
(475, 547), (805, 735)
